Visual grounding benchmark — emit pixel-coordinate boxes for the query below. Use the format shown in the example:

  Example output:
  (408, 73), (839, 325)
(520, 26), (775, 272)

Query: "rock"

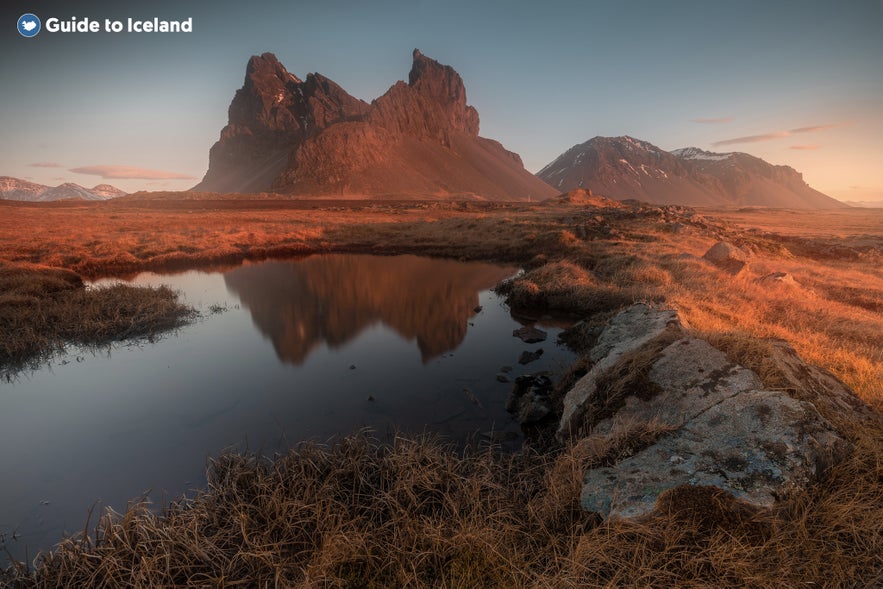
(586, 337), (762, 438)
(582, 389), (849, 518)
(561, 306), (855, 520)
(513, 325), (548, 343)
(496, 373), (511, 383)
(558, 304), (681, 439)
(667, 222), (687, 234)
(473, 305), (483, 313)
(507, 374), (553, 424)
(518, 349), (544, 365)
(519, 395), (552, 423)
(702, 241), (749, 274)
(757, 271), (798, 286)
(500, 365), (513, 373)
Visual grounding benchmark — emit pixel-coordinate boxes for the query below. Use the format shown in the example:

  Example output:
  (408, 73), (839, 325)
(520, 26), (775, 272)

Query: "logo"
(17, 13), (41, 37)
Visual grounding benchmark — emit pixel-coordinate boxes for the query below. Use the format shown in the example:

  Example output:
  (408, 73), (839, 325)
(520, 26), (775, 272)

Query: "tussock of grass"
(496, 261), (633, 314)
(5, 426), (882, 588)
(0, 263), (192, 374)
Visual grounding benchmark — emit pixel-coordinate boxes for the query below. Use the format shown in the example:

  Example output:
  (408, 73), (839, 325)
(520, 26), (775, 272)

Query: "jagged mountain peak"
(196, 50), (552, 200)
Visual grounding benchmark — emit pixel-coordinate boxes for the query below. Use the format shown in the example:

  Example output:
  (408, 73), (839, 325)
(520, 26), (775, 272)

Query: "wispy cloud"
(790, 144), (820, 150)
(712, 122), (844, 147)
(28, 162), (64, 168)
(791, 124), (839, 134)
(712, 131), (790, 146)
(69, 165), (195, 180)
(690, 116), (734, 124)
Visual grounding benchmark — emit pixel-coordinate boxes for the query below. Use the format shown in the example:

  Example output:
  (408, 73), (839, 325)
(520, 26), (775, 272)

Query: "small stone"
(496, 373), (511, 383)
(473, 305), (483, 313)
(366, 395), (375, 402)
(349, 364), (356, 370)
(518, 349), (544, 365)
(513, 326), (548, 343)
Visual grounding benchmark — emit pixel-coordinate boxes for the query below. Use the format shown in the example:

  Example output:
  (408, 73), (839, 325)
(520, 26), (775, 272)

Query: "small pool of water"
(0, 254), (576, 562)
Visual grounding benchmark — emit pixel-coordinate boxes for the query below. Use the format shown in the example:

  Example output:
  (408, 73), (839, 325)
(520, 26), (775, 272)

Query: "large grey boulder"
(582, 389), (849, 518)
(589, 337), (762, 437)
(558, 304), (681, 439)
(563, 305), (854, 519)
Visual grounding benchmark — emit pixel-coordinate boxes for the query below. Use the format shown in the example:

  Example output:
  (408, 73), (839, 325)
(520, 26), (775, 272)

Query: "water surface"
(0, 254), (575, 562)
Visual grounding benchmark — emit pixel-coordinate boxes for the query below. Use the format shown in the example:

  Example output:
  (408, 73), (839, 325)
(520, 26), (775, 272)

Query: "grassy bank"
(3, 423), (881, 587)
(0, 263), (193, 375)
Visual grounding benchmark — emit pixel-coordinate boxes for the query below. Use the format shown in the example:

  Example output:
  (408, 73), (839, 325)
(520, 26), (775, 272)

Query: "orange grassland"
(1, 195), (882, 587)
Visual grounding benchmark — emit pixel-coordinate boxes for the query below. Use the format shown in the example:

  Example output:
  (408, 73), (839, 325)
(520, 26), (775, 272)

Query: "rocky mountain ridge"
(538, 136), (845, 208)
(195, 50), (556, 200)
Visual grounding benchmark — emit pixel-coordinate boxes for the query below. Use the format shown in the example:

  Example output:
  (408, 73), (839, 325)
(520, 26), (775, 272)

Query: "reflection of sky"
(1, 0), (881, 200)
(0, 258), (575, 562)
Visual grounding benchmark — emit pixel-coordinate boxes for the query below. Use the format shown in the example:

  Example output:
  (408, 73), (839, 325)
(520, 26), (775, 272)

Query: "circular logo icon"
(18, 13), (41, 38)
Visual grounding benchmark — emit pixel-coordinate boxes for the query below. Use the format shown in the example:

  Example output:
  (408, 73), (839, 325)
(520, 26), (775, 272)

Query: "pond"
(0, 254), (576, 563)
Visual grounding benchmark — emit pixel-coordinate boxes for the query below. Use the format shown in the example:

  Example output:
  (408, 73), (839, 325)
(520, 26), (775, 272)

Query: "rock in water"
(513, 325), (547, 343)
(518, 349), (544, 365)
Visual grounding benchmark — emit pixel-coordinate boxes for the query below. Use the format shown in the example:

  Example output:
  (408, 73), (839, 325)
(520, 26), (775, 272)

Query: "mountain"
(537, 136), (846, 208)
(90, 184), (128, 199)
(195, 50), (557, 201)
(0, 177), (127, 201)
(670, 147), (844, 209)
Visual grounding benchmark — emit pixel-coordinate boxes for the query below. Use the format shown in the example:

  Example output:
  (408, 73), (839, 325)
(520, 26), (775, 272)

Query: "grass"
(3, 423), (881, 588)
(0, 262), (193, 375)
(0, 196), (881, 586)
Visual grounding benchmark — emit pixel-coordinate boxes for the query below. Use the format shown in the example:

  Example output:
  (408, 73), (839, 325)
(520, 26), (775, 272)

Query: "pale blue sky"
(2, 0), (881, 201)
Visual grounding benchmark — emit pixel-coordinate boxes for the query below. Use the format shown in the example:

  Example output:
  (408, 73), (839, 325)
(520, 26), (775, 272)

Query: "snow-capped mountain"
(0, 177), (127, 201)
(538, 137), (845, 209)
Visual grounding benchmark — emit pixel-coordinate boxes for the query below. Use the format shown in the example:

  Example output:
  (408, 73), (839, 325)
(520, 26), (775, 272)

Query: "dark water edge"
(0, 254), (576, 564)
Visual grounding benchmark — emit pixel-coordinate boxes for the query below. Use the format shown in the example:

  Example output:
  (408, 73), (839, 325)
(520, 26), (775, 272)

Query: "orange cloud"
(28, 162), (64, 168)
(712, 123), (843, 147)
(712, 131), (790, 146)
(69, 165), (195, 180)
(790, 145), (820, 150)
(790, 124), (839, 134)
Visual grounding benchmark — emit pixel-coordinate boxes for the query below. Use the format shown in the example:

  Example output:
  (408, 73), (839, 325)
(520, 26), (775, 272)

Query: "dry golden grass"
(1, 197), (881, 586)
(0, 262), (192, 374)
(3, 424), (880, 588)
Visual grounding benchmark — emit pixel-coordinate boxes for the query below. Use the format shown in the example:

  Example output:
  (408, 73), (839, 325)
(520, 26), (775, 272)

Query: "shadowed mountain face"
(195, 50), (556, 201)
(223, 255), (516, 364)
(537, 136), (846, 208)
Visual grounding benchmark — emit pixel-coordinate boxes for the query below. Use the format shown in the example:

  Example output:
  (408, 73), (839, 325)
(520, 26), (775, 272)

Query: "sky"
(2, 0), (881, 202)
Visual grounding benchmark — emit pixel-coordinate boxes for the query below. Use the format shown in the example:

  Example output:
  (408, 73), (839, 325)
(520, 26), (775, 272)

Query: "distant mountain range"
(0, 177), (126, 202)
(537, 136), (846, 209)
(194, 50), (556, 201)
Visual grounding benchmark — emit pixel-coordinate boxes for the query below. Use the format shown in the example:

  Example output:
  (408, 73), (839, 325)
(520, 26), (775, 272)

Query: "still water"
(0, 254), (575, 562)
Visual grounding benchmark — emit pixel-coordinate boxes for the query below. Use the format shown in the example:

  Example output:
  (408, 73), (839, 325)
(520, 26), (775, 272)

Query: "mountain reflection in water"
(224, 254), (517, 364)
